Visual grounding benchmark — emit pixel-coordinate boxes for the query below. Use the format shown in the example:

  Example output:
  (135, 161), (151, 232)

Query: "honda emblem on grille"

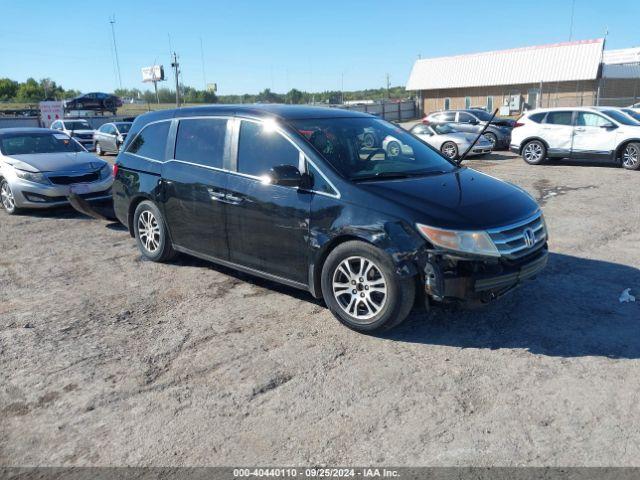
(523, 228), (536, 248)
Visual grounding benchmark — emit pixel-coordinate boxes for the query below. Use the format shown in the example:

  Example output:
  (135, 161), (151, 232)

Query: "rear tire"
(621, 142), (640, 170)
(133, 201), (176, 262)
(441, 141), (459, 160)
(522, 140), (547, 165)
(320, 241), (416, 333)
(484, 132), (498, 149)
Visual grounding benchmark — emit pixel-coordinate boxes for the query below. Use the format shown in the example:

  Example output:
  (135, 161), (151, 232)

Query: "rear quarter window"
(127, 121), (171, 160)
(528, 112), (546, 123)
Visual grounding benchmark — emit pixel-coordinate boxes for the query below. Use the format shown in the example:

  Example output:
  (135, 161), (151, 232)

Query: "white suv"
(510, 107), (640, 170)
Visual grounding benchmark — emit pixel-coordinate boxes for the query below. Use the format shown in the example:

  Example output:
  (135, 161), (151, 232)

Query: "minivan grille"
(48, 172), (100, 185)
(487, 212), (547, 260)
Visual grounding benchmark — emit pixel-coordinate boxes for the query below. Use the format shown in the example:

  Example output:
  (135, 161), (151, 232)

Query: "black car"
(423, 109), (515, 149)
(112, 105), (548, 332)
(64, 92), (122, 115)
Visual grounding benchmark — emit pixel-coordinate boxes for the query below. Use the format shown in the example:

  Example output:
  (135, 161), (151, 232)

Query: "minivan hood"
(358, 168), (540, 230)
(6, 152), (105, 173)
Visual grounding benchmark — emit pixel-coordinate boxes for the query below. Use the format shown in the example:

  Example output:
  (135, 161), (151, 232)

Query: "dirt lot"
(1, 151), (639, 467)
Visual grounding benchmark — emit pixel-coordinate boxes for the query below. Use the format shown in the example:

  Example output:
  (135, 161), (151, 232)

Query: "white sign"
(39, 101), (64, 128)
(142, 65), (164, 83)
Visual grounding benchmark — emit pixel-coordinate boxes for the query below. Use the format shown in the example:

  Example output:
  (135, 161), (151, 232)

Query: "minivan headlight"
(15, 169), (50, 185)
(416, 224), (500, 257)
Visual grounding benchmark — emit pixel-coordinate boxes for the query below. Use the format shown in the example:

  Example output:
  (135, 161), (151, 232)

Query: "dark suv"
(423, 109), (515, 150)
(112, 105), (548, 332)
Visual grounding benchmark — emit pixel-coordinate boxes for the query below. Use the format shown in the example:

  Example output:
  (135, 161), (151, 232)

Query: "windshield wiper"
(352, 170), (448, 182)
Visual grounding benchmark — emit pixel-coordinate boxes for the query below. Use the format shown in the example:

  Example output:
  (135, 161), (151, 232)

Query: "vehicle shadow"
(13, 206), (86, 219)
(170, 254), (324, 305)
(385, 252), (640, 359)
(543, 159), (622, 169)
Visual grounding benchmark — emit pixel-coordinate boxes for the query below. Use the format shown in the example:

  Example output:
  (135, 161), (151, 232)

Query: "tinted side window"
(528, 112), (546, 123)
(546, 111), (573, 126)
(458, 112), (476, 123)
(175, 118), (227, 168)
(127, 121), (170, 160)
(237, 121), (299, 177)
(307, 161), (336, 196)
(440, 112), (456, 122)
(411, 125), (428, 135)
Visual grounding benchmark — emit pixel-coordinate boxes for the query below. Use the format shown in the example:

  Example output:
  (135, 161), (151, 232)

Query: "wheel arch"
(614, 138), (640, 163)
(127, 194), (156, 237)
(519, 136), (549, 154)
(308, 225), (422, 299)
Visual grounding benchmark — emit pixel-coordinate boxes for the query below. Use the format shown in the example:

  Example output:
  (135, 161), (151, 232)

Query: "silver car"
(0, 128), (113, 215)
(94, 122), (132, 156)
(50, 118), (96, 151)
(409, 123), (493, 159)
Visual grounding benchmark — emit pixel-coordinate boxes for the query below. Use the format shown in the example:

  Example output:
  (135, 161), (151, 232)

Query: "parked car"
(110, 105), (548, 333)
(409, 123), (493, 159)
(50, 119), (96, 151)
(510, 107), (640, 170)
(94, 122), (132, 155)
(618, 107), (640, 123)
(423, 109), (514, 149)
(0, 128), (113, 214)
(64, 92), (122, 114)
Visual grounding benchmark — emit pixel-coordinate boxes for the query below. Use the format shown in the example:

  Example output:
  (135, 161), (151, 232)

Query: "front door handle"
(207, 188), (227, 201)
(574, 127), (586, 132)
(225, 194), (242, 204)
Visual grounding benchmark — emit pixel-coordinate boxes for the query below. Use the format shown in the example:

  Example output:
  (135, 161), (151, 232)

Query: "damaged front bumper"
(422, 245), (548, 306)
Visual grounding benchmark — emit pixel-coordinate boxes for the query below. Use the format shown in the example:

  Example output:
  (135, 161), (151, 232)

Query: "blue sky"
(0, 0), (638, 95)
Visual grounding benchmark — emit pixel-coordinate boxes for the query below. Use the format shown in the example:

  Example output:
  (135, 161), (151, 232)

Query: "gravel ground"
(1, 150), (639, 467)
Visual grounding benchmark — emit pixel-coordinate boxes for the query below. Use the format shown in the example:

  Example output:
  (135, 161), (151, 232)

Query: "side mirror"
(265, 164), (302, 187)
(601, 122), (617, 129)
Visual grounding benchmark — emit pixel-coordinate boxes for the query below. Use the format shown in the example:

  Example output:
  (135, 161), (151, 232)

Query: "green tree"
(0, 78), (18, 101)
(15, 78), (45, 102)
(286, 88), (304, 104)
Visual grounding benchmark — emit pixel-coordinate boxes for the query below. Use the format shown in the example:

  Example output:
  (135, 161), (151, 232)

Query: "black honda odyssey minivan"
(112, 105), (548, 332)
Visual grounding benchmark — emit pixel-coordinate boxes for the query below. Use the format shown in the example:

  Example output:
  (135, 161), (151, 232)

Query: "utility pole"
(568, 0), (576, 41)
(109, 15), (122, 90)
(386, 73), (391, 99)
(199, 37), (207, 90)
(171, 52), (180, 107)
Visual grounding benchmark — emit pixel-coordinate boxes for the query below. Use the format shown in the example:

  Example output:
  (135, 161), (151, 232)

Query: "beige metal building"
(406, 39), (640, 115)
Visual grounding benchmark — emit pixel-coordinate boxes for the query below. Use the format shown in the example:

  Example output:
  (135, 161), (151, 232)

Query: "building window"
(465, 97), (471, 109)
(487, 96), (493, 112)
(444, 98), (450, 110)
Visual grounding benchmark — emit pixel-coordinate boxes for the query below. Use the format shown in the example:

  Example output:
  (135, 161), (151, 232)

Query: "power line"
(109, 14), (122, 90)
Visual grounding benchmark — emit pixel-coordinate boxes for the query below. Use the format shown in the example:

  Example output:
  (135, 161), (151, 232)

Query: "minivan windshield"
(0, 133), (84, 155)
(290, 117), (457, 180)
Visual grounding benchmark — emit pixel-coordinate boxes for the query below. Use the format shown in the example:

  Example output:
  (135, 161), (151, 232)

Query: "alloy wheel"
(332, 256), (387, 323)
(622, 144), (639, 168)
(523, 142), (543, 162)
(442, 143), (457, 158)
(137, 210), (161, 253)
(1, 181), (15, 212)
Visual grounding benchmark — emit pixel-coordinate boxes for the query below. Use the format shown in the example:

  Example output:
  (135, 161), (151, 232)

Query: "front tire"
(0, 179), (20, 215)
(95, 142), (103, 156)
(321, 241), (416, 333)
(621, 142), (640, 170)
(133, 201), (176, 262)
(522, 140), (547, 165)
